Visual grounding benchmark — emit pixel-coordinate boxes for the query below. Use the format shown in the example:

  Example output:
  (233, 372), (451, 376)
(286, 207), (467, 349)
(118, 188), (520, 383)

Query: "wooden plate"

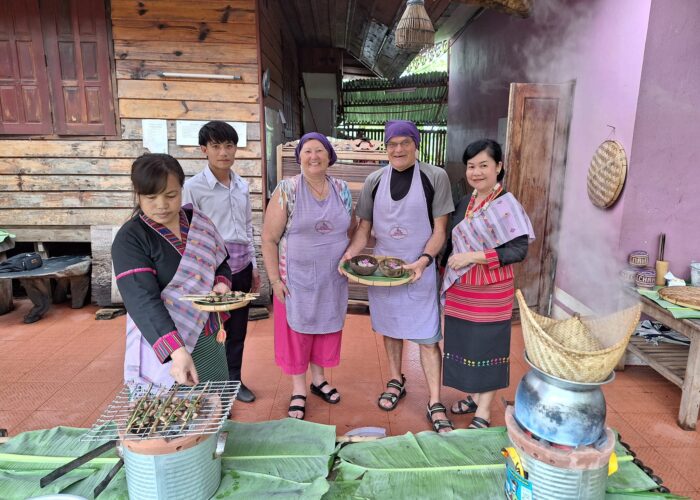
(191, 299), (251, 312)
(338, 257), (413, 287)
(658, 287), (700, 311)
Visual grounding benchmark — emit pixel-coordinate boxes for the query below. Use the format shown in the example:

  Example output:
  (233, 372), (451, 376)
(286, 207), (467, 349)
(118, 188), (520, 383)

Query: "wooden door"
(504, 82), (574, 314)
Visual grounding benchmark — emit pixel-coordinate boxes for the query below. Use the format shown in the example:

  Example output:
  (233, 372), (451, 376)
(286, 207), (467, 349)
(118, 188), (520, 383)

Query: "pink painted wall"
(447, 0), (652, 311)
(619, 0), (700, 280)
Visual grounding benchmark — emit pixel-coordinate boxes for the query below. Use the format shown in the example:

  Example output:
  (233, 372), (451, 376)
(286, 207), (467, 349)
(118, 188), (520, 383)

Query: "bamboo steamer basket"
(516, 290), (640, 383)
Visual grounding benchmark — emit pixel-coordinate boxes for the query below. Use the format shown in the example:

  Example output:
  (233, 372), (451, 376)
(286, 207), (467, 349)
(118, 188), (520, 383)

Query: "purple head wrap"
(384, 120), (420, 147)
(295, 132), (337, 166)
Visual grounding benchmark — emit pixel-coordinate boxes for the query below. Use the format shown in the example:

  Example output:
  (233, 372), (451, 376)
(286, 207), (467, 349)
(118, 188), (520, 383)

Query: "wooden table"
(624, 293), (700, 430)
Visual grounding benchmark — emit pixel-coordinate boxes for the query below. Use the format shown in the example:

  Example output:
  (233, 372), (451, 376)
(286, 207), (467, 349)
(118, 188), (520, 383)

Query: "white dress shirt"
(182, 166), (257, 269)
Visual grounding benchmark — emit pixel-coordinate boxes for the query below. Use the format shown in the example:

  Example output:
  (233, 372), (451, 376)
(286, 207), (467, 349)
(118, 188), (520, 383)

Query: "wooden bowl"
(378, 257), (405, 278)
(628, 250), (649, 268)
(349, 255), (379, 276)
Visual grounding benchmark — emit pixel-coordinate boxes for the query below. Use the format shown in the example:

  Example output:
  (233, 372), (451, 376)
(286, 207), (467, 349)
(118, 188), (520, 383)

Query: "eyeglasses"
(386, 139), (414, 150)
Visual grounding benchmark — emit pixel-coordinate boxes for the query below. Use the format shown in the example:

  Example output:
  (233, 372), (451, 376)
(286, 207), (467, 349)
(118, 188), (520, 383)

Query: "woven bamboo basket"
(516, 290), (641, 382)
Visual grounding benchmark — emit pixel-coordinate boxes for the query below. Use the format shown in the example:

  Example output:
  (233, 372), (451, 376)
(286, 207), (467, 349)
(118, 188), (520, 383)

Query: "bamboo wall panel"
(0, 0), (263, 246)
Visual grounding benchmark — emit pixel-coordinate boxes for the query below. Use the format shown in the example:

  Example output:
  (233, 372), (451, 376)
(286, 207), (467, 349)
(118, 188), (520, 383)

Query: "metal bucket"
(505, 406), (615, 500)
(514, 353), (614, 446)
(123, 432), (224, 500)
(518, 450), (609, 500)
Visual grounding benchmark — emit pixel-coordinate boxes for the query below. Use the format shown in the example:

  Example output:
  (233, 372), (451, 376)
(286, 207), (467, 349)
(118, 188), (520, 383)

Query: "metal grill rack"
(81, 380), (240, 442)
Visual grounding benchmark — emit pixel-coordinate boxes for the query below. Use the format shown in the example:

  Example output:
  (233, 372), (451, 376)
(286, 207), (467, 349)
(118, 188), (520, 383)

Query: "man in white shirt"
(183, 121), (259, 402)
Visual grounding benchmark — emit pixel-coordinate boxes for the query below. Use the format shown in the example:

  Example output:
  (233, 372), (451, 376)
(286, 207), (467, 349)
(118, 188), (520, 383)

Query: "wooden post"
(0, 239), (15, 314)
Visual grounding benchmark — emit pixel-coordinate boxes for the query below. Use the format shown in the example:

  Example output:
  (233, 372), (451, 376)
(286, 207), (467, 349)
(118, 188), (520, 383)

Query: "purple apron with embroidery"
(440, 192), (535, 302)
(124, 209), (229, 386)
(285, 176), (350, 333)
(368, 163), (440, 340)
(225, 241), (251, 274)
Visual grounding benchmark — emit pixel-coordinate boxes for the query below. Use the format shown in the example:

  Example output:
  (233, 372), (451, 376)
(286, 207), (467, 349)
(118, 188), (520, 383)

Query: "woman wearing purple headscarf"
(262, 133), (355, 420)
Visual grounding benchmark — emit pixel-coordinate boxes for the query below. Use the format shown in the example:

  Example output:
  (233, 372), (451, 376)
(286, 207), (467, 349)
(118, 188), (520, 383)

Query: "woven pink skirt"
(273, 296), (342, 375)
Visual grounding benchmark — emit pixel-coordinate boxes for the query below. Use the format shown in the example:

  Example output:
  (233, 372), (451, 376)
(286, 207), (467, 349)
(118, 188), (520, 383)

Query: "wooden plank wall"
(0, 0), (263, 243)
(257, 0), (301, 139)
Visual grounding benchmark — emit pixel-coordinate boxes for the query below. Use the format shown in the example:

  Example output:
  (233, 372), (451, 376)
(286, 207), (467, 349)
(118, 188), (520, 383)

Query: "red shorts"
(273, 296), (342, 375)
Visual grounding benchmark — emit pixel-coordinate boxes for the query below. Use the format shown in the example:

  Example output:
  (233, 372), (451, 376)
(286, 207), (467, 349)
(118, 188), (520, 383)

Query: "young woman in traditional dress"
(112, 154), (233, 387)
(441, 140), (535, 428)
(262, 133), (355, 419)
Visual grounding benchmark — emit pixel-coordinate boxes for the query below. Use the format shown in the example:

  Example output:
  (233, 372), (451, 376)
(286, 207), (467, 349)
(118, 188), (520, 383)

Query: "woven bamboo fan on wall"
(587, 140), (627, 208)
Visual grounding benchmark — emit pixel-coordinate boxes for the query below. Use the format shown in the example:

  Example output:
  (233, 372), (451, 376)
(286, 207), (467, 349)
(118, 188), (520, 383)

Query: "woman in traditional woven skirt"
(113, 154), (233, 387)
(262, 133), (354, 420)
(440, 140), (535, 428)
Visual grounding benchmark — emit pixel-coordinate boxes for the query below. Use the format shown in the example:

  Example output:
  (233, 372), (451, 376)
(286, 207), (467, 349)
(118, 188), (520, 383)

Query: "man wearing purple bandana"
(343, 120), (456, 433)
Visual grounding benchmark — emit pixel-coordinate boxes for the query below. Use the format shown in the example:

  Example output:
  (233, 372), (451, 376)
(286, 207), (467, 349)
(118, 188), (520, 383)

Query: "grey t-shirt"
(355, 162), (454, 223)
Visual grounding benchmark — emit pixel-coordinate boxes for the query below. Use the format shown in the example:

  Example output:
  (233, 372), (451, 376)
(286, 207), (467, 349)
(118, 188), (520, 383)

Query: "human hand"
(251, 269), (261, 293)
(447, 252), (474, 270)
(339, 250), (356, 275)
(271, 280), (289, 303)
(212, 282), (231, 295)
(404, 256), (429, 283)
(169, 347), (199, 386)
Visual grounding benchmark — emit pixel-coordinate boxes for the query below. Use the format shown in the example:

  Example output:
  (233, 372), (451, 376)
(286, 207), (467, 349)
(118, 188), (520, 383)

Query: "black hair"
(198, 120), (239, 146)
(131, 153), (185, 196)
(462, 139), (505, 182)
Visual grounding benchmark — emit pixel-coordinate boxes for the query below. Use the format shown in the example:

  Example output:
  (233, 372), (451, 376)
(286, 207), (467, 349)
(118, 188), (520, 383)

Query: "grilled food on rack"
(125, 383), (209, 436)
(179, 291), (259, 304)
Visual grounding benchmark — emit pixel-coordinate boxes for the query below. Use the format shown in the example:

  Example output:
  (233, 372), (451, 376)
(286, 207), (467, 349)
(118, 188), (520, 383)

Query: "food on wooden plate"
(379, 257), (405, 278)
(348, 254), (379, 276)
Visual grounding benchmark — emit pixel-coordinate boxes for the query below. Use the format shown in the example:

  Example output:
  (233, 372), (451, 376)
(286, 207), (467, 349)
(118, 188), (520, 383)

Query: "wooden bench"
(0, 255), (91, 324)
(622, 293), (700, 430)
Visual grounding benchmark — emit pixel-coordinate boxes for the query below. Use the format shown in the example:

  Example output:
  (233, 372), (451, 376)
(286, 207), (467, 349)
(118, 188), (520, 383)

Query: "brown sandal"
(288, 395), (307, 420)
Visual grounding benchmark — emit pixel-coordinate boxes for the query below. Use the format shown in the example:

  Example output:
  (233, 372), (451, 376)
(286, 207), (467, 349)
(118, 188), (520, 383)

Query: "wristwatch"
(420, 253), (434, 266)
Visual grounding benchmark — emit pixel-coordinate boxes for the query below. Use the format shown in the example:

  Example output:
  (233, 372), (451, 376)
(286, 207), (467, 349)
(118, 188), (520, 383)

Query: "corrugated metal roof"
(340, 71), (448, 125)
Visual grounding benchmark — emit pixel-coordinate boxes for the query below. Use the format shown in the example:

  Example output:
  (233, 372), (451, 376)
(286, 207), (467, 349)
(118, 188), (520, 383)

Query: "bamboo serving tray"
(339, 257), (413, 287)
(180, 292), (258, 312)
(191, 300), (251, 312)
(658, 286), (700, 311)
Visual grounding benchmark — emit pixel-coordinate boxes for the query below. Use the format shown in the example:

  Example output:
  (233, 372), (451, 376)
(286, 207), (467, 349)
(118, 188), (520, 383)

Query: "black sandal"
(468, 416), (491, 429)
(377, 374), (407, 411)
(288, 394), (307, 420)
(427, 402), (454, 433)
(451, 395), (478, 415)
(310, 381), (340, 404)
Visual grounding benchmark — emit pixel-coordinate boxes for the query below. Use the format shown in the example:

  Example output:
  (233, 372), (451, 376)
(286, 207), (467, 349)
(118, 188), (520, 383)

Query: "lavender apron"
(124, 210), (229, 386)
(368, 163), (440, 340)
(285, 176), (350, 333)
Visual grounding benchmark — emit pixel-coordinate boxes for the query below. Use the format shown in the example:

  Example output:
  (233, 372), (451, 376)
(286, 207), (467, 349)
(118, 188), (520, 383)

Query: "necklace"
(305, 177), (327, 198)
(465, 183), (502, 219)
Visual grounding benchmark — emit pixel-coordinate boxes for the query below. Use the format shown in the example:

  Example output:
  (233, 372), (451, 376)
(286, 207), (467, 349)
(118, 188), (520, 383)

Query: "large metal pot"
(514, 354), (614, 446)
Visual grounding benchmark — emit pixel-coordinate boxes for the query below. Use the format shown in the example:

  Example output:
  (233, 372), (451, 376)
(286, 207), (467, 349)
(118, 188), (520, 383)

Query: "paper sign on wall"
(176, 121), (247, 148)
(142, 119), (168, 153)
